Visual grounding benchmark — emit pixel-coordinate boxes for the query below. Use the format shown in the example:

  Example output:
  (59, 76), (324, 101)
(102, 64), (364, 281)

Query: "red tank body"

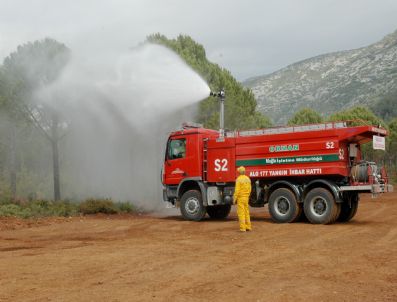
(206, 123), (386, 182)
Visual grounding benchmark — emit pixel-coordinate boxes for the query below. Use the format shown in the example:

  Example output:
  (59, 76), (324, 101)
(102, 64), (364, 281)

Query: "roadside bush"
(79, 198), (118, 215)
(0, 200), (80, 218)
(79, 199), (135, 215)
(29, 200), (79, 217)
(52, 201), (79, 217)
(116, 202), (135, 213)
(0, 198), (136, 218)
(0, 204), (27, 218)
(0, 204), (32, 219)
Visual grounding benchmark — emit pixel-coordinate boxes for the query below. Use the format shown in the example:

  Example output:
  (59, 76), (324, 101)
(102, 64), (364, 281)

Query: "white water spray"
(36, 43), (210, 210)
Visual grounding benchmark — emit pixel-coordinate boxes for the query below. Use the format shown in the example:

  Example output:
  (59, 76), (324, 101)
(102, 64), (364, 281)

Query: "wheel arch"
(268, 180), (302, 202)
(303, 179), (342, 203)
(177, 178), (208, 206)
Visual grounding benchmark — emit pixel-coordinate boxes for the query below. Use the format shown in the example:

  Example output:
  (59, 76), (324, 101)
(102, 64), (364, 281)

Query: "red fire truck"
(162, 91), (393, 224)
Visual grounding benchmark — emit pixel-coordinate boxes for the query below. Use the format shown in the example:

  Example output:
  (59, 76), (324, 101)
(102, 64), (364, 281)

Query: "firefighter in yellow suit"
(233, 166), (252, 232)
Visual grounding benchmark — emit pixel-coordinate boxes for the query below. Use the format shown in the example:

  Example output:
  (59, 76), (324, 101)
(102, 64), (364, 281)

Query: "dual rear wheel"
(268, 188), (302, 223)
(303, 188), (340, 224)
(268, 187), (359, 224)
(338, 193), (359, 222)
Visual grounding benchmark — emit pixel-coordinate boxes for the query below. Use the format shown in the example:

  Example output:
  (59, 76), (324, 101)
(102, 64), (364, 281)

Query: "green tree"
(328, 106), (385, 127)
(329, 106), (387, 164)
(0, 68), (7, 194)
(388, 118), (397, 142)
(387, 118), (397, 179)
(147, 34), (271, 130)
(2, 38), (70, 201)
(287, 108), (323, 126)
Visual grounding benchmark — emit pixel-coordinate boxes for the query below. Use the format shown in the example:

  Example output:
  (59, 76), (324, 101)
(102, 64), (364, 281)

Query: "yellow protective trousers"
(234, 174), (252, 231)
(237, 198), (251, 231)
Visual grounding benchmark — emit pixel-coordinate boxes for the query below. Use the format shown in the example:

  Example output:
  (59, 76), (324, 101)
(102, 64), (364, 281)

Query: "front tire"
(268, 188), (301, 223)
(180, 190), (206, 221)
(304, 188), (338, 224)
(206, 204), (231, 219)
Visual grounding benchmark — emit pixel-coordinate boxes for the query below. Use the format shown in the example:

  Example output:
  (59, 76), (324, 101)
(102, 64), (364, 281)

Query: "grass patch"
(0, 198), (135, 219)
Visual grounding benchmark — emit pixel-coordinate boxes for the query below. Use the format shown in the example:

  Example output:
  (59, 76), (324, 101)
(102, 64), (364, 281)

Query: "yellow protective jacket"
(233, 175), (252, 201)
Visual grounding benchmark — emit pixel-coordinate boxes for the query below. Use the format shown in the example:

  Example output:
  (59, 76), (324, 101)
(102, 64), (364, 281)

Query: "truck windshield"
(167, 139), (186, 160)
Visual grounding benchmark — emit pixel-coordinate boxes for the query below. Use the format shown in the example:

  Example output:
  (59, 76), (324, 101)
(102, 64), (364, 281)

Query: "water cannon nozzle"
(210, 89), (225, 99)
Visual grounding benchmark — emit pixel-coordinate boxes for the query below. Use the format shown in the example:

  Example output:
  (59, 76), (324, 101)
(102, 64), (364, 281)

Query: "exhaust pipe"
(210, 89), (225, 138)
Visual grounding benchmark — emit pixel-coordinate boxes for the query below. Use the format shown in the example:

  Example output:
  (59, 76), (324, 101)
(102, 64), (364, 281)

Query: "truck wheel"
(337, 194), (359, 222)
(268, 188), (301, 223)
(180, 190), (206, 221)
(304, 188), (338, 224)
(294, 204), (304, 222)
(206, 205), (231, 219)
(332, 203), (341, 223)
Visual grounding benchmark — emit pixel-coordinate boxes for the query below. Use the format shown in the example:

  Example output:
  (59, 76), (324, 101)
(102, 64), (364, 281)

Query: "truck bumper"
(339, 184), (393, 193)
(163, 186), (178, 203)
(162, 188), (169, 202)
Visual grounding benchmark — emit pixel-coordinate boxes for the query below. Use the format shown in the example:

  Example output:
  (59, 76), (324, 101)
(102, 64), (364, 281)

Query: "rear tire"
(331, 203), (341, 223)
(206, 204), (231, 219)
(338, 194), (359, 222)
(268, 188), (301, 223)
(304, 188), (338, 224)
(180, 190), (206, 221)
(294, 203), (304, 222)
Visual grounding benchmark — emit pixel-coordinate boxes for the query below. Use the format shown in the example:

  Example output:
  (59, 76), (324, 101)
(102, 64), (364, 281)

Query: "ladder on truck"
(233, 121), (349, 137)
(202, 138), (208, 181)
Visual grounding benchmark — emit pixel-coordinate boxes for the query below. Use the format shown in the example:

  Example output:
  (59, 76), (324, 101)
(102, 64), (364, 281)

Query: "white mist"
(36, 43), (210, 210)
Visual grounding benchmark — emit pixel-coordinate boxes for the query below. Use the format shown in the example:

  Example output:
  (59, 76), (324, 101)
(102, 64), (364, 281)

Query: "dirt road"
(1, 193), (396, 302)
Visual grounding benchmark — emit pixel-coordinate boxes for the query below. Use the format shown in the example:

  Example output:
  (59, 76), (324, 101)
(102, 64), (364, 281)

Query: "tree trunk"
(9, 122), (17, 200)
(51, 113), (61, 201)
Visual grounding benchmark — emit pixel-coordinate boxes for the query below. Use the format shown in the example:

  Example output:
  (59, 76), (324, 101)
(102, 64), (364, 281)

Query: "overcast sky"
(1, 0), (397, 80)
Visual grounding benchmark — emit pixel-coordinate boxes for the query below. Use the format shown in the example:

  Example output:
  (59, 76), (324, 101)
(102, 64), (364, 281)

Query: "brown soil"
(0, 193), (396, 302)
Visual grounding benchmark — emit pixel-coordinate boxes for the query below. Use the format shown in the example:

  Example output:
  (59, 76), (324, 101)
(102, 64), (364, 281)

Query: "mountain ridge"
(244, 29), (397, 124)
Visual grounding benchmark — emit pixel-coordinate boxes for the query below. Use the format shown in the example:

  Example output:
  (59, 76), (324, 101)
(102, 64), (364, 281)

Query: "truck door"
(164, 135), (200, 185)
(207, 138), (236, 182)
